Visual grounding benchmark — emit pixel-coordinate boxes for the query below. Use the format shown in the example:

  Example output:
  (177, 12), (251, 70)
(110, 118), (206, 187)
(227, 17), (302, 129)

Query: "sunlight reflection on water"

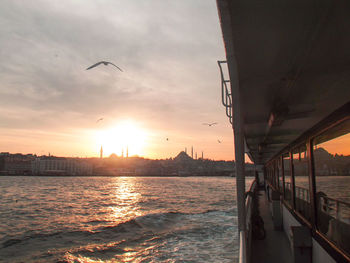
(0, 176), (251, 262)
(109, 177), (142, 222)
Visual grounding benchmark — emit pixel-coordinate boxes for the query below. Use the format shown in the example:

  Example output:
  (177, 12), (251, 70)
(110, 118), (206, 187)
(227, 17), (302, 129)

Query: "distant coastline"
(0, 174), (239, 177)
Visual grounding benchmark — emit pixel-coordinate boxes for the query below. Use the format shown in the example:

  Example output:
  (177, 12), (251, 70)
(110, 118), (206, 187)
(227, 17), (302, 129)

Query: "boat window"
(273, 160), (279, 189)
(266, 164), (273, 187)
(293, 145), (311, 222)
(278, 157), (283, 193)
(283, 153), (292, 206)
(313, 119), (350, 255)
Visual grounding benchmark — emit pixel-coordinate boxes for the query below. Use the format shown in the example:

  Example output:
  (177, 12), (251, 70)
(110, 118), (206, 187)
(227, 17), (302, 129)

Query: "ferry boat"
(216, 1), (350, 262)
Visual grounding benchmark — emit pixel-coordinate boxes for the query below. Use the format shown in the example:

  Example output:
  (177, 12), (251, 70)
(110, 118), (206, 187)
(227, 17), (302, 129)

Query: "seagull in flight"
(86, 61), (123, 71)
(217, 139), (222, 143)
(202, 122), (218, 127)
(96, 118), (104, 123)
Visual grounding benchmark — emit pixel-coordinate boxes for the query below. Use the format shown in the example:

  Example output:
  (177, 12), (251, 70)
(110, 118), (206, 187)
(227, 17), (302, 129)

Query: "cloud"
(0, 0), (233, 159)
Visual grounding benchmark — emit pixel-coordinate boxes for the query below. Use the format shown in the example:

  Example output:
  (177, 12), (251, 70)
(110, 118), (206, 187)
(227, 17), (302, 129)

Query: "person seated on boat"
(316, 191), (330, 234)
(316, 191), (328, 212)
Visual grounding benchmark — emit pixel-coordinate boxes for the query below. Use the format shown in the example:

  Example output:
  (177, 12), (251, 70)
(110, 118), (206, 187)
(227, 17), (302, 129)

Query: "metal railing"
(319, 195), (350, 222)
(217, 60), (233, 124)
(239, 179), (257, 263)
(294, 184), (310, 203)
(284, 182), (350, 222)
(245, 180), (257, 229)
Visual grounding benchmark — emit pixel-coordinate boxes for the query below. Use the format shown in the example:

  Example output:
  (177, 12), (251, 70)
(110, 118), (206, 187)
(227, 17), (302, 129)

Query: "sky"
(0, 0), (236, 160)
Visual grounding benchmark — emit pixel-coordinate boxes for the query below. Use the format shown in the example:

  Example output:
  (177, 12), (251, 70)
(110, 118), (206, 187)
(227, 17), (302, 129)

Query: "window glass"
(267, 164), (273, 186)
(293, 145), (310, 221)
(314, 119), (350, 255)
(283, 153), (292, 205)
(273, 161), (278, 189)
(278, 157), (283, 192)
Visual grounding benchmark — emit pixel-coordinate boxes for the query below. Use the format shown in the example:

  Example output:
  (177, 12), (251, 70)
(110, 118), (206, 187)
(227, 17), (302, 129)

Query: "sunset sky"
(0, 0), (237, 160)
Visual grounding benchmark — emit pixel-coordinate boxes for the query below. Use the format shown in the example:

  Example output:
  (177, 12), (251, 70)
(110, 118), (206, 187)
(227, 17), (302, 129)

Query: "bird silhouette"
(218, 139), (222, 143)
(166, 138), (169, 141)
(96, 118), (104, 123)
(86, 61), (123, 71)
(202, 122), (218, 127)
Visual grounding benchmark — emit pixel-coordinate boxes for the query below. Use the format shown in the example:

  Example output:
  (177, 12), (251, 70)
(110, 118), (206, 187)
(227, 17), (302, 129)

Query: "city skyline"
(0, 144), (222, 161)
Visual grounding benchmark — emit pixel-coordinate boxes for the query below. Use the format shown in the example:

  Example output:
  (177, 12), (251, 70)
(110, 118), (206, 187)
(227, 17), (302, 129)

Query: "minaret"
(191, 146), (193, 159)
(126, 146), (129, 158)
(201, 151), (204, 159)
(185, 147), (187, 154)
(100, 146), (103, 159)
(195, 152), (197, 159)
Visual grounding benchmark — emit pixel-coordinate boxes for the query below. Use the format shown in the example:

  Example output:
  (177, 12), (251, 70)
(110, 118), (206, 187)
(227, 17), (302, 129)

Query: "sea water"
(0, 176), (252, 263)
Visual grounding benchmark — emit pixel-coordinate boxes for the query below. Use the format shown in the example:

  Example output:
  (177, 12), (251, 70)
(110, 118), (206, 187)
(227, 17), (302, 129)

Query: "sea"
(0, 176), (252, 263)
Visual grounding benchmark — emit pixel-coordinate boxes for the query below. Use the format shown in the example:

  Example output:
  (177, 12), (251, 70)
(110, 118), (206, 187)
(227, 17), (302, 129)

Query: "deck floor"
(251, 190), (293, 263)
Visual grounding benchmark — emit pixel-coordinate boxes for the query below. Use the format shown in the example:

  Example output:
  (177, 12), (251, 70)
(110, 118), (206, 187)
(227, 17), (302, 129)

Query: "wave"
(1, 209), (235, 250)
(59, 210), (238, 263)
(2, 238), (22, 248)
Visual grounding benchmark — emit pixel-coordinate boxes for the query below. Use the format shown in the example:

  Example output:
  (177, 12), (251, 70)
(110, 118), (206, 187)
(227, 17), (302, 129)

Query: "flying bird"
(86, 61), (123, 71)
(96, 118), (104, 123)
(202, 122), (218, 127)
(166, 138), (169, 141)
(218, 139), (222, 143)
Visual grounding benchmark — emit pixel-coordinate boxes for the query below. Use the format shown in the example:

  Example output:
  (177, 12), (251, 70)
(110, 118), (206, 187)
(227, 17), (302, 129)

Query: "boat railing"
(318, 195), (350, 222)
(284, 182), (350, 222)
(240, 179), (257, 263)
(245, 179), (257, 229)
(295, 185), (310, 203)
(217, 60), (233, 124)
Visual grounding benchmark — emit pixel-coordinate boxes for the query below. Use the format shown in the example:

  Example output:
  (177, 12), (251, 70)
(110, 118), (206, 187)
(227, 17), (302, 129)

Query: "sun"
(96, 120), (148, 157)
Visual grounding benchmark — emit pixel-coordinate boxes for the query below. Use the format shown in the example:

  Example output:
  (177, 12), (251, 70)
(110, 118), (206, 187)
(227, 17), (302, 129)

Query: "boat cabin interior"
(216, 0), (350, 262)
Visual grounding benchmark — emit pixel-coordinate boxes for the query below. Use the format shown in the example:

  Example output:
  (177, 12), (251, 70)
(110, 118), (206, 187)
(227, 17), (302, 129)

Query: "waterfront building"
(4, 160), (32, 175)
(32, 157), (92, 176)
(0, 153), (35, 175)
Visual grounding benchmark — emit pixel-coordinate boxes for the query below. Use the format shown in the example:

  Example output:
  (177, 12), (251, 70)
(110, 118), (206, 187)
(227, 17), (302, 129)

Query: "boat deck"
(251, 190), (293, 263)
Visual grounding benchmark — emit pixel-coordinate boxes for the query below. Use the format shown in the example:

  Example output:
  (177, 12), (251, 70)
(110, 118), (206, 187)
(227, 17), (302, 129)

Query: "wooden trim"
(307, 139), (317, 229)
(313, 230), (350, 263)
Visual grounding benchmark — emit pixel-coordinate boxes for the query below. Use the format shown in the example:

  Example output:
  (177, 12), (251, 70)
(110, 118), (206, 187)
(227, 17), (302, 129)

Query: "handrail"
(239, 231), (246, 263)
(318, 195), (350, 221)
(245, 180), (256, 229)
(217, 60), (233, 125)
(239, 179), (257, 263)
(321, 195), (350, 206)
(284, 182), (350, 221)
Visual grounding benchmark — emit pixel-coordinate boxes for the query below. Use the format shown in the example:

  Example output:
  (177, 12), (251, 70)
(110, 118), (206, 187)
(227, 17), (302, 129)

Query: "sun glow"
(96, 120), (148, 157)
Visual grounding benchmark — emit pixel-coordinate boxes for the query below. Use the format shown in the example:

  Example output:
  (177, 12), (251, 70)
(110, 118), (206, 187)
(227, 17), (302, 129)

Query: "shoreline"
(0, 174), (239, 178)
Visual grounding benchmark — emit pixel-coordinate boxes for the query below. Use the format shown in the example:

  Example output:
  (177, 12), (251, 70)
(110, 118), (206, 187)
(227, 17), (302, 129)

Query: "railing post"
(307, 139), (317, 229)
(290, 151), (296, 209)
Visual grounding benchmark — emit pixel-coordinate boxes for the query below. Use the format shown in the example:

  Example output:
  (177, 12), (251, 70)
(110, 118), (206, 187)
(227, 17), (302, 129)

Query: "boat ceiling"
(217, 0), (350, 165)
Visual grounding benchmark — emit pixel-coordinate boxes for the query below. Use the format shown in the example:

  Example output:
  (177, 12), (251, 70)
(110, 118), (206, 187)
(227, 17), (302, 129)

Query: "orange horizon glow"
(0, 116), (236, 161)
(317, 133), (350, 156)
(2, 118), (349, 161)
